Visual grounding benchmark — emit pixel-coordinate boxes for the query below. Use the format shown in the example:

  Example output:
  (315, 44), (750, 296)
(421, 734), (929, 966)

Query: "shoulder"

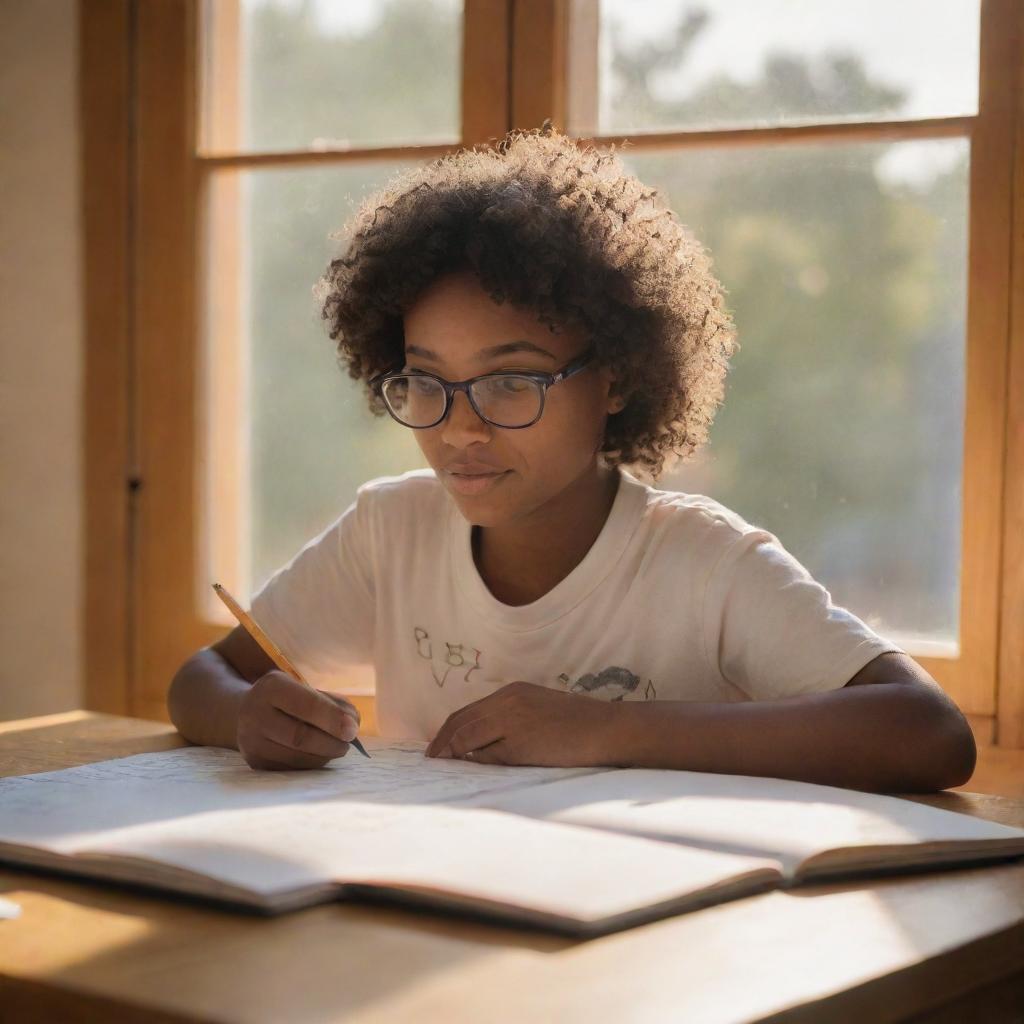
(353, 466), (448, 523)
(356, 466), (441, 497)
(628, 472), (778, 563)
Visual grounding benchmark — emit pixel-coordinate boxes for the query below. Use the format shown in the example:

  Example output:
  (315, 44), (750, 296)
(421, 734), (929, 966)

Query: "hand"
(425, 681), (620, 767)
(236, 670), (361, 770)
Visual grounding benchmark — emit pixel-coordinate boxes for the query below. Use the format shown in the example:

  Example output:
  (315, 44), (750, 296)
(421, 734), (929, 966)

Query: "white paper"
(0, 738), (603, 850)
(72, 799), (779, 921)
(0, 740), (780, 923)
(462, 768), (1024, 875)
(5, 742), (1017, 925)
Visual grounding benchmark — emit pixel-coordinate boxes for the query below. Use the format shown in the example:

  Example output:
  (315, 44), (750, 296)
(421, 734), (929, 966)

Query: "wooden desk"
(0, 712), (1021, 1024)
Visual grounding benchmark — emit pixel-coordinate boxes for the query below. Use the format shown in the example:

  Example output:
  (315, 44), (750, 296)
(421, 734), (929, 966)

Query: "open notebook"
(1, 737), (1021, 936)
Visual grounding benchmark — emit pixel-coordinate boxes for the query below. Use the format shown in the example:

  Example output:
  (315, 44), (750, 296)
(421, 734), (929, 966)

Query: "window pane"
(202, 163), (429, 602)
(576, 0), (979, 136)
(622, 138), (968, 652)
(201, 0), (463, 153)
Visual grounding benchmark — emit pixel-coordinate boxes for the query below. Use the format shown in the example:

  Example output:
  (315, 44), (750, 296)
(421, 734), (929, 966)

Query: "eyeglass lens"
(381, 374), (543, 428)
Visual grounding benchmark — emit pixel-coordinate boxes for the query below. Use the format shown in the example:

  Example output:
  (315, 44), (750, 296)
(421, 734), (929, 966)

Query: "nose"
(439, 388), (492, 445)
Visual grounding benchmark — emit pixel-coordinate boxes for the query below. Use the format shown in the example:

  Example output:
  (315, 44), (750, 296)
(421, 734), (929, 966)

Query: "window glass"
(203, 163), (429, 597)
(577, 0), (979, 136)
(202, 0), (463, 153)
(623, 137), (968, 652)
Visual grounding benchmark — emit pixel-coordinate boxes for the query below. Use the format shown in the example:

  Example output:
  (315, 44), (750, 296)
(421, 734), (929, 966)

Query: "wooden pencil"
(212, 582), (369, 758)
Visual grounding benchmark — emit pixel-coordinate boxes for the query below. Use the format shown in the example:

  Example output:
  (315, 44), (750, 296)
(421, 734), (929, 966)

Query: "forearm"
(606, 684), (976, 793)
(167, 648), (252, 749)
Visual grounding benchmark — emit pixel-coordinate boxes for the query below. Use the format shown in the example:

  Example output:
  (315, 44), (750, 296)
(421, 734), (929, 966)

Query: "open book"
(1, 737), (1021, 936)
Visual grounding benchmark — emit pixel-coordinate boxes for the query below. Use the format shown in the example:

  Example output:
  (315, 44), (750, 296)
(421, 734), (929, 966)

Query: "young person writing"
(168, 123), (976, 793)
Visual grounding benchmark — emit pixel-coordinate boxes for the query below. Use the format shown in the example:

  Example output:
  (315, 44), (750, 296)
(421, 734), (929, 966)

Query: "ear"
(600, 367), (627, 414)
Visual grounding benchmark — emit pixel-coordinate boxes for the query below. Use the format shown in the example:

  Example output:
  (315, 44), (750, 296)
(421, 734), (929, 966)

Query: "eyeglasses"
(369, 348), (596, 429)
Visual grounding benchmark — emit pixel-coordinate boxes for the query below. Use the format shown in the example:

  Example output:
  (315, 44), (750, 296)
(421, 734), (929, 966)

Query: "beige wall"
(0, 0), (83, 720)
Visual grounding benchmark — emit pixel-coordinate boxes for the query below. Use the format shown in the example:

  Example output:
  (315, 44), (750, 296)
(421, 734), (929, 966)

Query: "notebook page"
(68, 798), (782, 924)
(0, 739), (607, 851)
(0, 743), (782, 925)
(463, 768), (1024, 876)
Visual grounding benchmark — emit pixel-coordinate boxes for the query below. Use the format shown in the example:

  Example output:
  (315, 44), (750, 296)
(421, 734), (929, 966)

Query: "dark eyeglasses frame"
(369, 348), (597, 429)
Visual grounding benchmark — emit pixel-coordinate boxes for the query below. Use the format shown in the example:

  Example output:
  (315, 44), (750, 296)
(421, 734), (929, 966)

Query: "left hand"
(425, 681), (620, 766)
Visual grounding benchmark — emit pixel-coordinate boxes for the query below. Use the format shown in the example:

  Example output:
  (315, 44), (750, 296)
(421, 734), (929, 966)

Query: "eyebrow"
(404, 340), (558, 363)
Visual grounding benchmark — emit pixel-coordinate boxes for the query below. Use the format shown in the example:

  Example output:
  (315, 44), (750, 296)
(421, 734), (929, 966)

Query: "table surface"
(0, 711), (1022, 1024)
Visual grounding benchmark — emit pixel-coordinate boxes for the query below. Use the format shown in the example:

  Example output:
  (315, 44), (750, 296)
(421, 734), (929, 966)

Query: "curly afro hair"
(316, 121), (737, 481)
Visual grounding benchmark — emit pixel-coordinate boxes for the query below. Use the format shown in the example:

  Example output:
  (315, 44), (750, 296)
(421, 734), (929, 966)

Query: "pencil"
(212, 582), (370, 758)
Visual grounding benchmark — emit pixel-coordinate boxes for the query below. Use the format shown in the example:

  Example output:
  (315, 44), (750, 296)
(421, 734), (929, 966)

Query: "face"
(401, 270), (623, 527)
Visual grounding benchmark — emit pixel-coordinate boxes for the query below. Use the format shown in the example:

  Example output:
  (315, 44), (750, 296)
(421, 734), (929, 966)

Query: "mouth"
(444, 469), (510, 495)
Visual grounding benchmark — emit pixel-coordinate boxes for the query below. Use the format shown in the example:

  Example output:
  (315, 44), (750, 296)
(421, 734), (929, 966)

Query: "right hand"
(236, 670), (360, 770)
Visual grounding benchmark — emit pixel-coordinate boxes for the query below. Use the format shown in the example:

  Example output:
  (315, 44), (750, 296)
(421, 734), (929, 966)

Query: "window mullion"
(511, 0), (570, 131)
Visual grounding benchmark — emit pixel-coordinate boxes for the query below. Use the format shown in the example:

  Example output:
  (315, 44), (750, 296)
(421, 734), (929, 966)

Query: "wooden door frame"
(81, 0), (133, 715)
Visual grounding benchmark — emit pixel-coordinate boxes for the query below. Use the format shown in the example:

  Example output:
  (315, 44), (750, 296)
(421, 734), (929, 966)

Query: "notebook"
(1, 737), (1021, 936)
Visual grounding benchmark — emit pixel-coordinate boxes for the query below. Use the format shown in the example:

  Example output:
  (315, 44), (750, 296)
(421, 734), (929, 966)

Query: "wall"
(0, 0), (83, 720)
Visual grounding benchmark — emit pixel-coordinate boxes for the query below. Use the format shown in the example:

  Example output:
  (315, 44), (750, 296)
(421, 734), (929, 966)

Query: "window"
(576, 1), (979, 657)
(198, 2), (468, 703)
(83, 0), (1023, 749)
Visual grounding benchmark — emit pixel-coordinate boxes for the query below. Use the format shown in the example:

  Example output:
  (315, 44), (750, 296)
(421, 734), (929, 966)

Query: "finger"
(246, 735), (340, 771)
(270, 682), (359, 743)
(426, 706), (479, 757)
(439, 712), (505, 760)
(460, 740), (510, 765)
(426, 689), (504, 756)
(262, 706), (352, 760)
(320, 691), (362, 726)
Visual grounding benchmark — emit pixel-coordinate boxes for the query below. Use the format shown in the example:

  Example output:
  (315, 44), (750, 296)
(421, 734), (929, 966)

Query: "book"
(1, 737), (1021, 936)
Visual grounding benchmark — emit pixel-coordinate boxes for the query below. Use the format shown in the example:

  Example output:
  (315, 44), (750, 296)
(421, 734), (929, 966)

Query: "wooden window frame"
(82, 0), (1024, 747)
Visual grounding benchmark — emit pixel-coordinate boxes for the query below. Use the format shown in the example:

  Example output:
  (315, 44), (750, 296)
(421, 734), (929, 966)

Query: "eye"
(410, 375), (438, 394)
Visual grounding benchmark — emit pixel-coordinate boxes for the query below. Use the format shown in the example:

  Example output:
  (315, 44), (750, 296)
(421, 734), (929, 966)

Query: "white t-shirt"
(250, 467), (904, 741)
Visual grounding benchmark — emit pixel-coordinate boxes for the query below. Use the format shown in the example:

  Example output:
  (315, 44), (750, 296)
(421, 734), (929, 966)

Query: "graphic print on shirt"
(412, 628), (656, 699)
(558, 667), (657, 701)
(413, 626), (482, 688)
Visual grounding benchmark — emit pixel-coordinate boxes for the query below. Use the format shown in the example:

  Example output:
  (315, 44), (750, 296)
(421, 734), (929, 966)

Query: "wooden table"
(0, 712), (1022, 1024)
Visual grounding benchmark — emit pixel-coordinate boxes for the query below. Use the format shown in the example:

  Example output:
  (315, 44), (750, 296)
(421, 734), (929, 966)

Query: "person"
(168, 122), (976, 793)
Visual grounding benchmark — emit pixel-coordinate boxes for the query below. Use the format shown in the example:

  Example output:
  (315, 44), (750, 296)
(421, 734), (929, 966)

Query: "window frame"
(81, 0), (1024, 747)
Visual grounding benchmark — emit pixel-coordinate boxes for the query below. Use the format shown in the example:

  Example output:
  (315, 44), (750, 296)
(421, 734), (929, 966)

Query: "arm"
(171, 495), (373, 764)
(427, 653), (977, 794)
(168, 626), (362, 769)
(607, 653), (978, 793)
(167, 626), (276, 749)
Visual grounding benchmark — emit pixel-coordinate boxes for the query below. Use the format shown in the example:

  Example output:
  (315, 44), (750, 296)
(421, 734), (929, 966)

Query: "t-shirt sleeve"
(703, 528), (905, 700)
(248, 486), (377, 684)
